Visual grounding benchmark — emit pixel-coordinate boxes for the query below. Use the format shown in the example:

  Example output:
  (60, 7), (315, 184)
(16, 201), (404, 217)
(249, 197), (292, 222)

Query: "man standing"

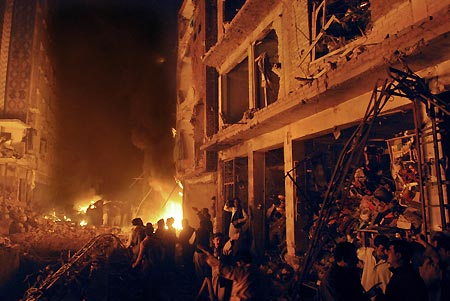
(320, 242), (370, 301)
(384, 240), (428, 301)
(223, 197), (249, 257)
(357, 234), (391, 296)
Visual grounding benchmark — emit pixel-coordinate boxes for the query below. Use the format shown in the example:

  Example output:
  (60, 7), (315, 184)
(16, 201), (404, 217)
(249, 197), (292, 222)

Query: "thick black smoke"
(48, 0), (180, 209)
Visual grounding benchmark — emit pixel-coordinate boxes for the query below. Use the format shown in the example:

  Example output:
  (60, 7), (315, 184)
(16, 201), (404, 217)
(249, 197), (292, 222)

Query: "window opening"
(254, 30), (280, 108)
(222, 58), (249, 124)
(309, 0), (371, 60)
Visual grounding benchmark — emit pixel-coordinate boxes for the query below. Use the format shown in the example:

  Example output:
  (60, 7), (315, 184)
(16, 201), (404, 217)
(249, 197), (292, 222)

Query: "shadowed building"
(0, 0), (56, 207)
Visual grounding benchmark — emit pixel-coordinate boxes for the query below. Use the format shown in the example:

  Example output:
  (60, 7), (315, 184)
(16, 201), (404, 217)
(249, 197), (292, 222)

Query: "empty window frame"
(254, 30), (280, 109)
(222, 58), (249, 124)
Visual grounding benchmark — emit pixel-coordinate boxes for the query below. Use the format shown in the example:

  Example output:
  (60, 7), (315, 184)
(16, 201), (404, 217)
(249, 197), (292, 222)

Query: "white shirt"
(357, 246), (392, 294)
(223, 204), (248, 239)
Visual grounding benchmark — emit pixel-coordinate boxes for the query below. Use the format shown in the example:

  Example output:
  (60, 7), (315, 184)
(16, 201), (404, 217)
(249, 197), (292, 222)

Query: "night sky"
(48, 0), (181, 208)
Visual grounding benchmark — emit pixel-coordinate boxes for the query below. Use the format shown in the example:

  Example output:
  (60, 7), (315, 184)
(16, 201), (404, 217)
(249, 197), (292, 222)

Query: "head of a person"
(373, 234), (390, 260)
(132, 217), (144, 227)
(233, 197), (241, 208)
(167, 217), (175, 227)
(387, 240), (413, 269)
(212, 232), (224, 248)
(334, 242), (358, 268)
(157, 218), (165, 229)
(201, 208), (210, 216)
(145, 224), (154, 236)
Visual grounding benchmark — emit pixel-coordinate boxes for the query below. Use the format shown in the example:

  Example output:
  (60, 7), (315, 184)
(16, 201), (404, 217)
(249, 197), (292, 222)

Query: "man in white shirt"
(223, 198), (249, 256)
(357, 234), (391, 298)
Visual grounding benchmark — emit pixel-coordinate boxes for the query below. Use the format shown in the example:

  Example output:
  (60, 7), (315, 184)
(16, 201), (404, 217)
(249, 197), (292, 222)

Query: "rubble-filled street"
(0, 205), (295, 301)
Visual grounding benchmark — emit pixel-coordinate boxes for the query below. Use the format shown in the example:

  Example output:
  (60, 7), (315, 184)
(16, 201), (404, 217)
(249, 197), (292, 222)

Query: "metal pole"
(413, 100), (429, 236)
(134, 187), (153, 218)
(430, 107), (447, 230)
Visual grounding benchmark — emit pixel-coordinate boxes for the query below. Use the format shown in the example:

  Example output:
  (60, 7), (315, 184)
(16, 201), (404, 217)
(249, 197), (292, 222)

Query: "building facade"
(0, 0), (56, 207)
(176, 0), (450, 264)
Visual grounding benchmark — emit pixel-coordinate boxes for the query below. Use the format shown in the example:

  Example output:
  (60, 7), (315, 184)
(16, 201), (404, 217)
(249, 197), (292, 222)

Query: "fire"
(76, 195), (102, 213)
(80, 220), (88, 226)
(151, 200), (183, 230)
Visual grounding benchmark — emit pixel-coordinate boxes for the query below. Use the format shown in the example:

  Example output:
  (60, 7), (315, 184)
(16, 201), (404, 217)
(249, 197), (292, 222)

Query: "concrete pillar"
(218, 74), (225, 129)
(248, 43), (256, 109)
(216, 157), (225, 233)
(292, 140), (308, 254)
(284, 130), (296, 257)
(248, 150), (265, 257)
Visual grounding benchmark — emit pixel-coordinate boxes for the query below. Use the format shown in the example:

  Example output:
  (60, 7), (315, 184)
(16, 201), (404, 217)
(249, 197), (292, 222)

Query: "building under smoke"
(175, 0), (450, 271)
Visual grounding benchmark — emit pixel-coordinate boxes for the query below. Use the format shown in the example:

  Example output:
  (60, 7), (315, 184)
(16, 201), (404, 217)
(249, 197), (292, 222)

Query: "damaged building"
(176, 0), (450, 269)
(0, 0), (56, 210)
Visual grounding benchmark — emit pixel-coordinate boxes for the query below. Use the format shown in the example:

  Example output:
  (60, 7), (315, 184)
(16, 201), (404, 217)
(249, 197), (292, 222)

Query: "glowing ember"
(80, 220), (88, 226)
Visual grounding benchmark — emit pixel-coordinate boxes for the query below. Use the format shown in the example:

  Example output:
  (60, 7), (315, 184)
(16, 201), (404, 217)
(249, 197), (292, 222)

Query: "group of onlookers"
(126, 197), (261, 301)
(319, 231), (450, 301)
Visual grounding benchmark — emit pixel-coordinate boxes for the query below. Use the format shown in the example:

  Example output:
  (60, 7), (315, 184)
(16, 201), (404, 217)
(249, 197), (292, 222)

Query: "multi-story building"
(176, 0), (450, 264)
(176, 0), (219, 227)
(0, 0), (56, 207)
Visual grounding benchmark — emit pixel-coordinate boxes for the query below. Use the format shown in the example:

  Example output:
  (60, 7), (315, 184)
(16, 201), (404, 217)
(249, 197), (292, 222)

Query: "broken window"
(222, 58), (249, 124)
(309, 0), (371, 60)
(254, 30), (280, 108)
(224, 0), (246, 23)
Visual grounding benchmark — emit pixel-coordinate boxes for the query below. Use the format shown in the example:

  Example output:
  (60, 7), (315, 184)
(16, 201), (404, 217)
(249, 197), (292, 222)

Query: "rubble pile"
(0, 202), (125, 259)
(300, 136), (425, 286)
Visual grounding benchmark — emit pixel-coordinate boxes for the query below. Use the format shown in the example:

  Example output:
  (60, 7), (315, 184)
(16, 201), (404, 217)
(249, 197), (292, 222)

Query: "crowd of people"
(126, 197), (450, 301)
(319, 232), (450, 301)
(126, 197), (265, 301)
